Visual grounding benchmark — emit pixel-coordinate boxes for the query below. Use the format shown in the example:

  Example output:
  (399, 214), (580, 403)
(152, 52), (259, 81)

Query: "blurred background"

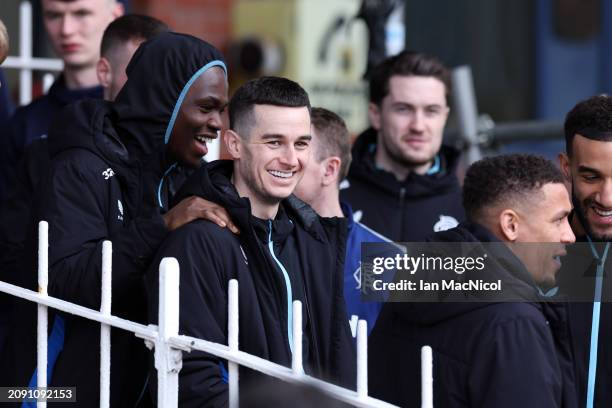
(2, 0), (611, 160)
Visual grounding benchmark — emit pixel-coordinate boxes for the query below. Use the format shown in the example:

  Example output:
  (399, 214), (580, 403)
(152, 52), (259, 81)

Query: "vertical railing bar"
(356, 319), (368, 399)
(291, 300), (303, 375)
(19, 0), (33, 105)
(99, 241), (112, 408)
(421, 345), (433, 408)
(156, 258), (180, 408)
(37, 221), (48, 408)
(228, 279), (239, 408)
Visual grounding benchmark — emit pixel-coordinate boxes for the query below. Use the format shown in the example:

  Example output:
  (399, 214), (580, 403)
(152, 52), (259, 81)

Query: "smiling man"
(370, 154), (577, 407)
(556, 94), (612, 407)
(340, 51), (464, 241)
(147, 77), (355, 406)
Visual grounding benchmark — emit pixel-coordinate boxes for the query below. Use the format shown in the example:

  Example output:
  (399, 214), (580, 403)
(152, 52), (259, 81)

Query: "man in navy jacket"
(369, 154), (577, 407)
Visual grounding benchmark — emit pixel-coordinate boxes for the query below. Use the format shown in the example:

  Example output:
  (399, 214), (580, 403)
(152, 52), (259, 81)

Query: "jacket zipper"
(267, 220), (294, 355)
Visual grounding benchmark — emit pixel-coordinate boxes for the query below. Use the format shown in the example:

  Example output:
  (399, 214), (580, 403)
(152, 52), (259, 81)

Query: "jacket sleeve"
(468, 316), (563, 408)
(147, 221), (230, 408)
(39, 153), (168, 309)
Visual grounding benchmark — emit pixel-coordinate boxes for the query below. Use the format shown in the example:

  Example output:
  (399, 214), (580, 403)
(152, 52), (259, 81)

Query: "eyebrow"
(194, 96), (227, 106)
(260, 134), (312, 140)
(577, 165), (602, 174)
(551, 209), (570, 220)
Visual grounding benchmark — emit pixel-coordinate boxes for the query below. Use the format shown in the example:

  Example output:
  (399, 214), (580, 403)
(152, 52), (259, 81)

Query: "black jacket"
(0, 75), (102, 203)
(147, 160), (356, 407)
(556, 234), (612, 407)
(369, 222), (577, 408)
(339, 128), (465, 241)
(0, 32), (227, 407)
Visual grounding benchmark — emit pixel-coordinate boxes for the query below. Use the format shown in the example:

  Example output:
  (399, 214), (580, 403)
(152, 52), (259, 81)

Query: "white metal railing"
(0, 221), (434, 407)
(2, 1), (63, 105)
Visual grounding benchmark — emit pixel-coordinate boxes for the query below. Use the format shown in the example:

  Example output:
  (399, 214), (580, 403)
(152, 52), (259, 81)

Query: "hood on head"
(113, 32), (227, 159)
(48, 99), (127, 165)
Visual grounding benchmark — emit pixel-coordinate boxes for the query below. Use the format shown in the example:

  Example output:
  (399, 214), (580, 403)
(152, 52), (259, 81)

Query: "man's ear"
(321, 156), (341, 187)
(559, 152), (572, 182)
(224, 129), (242, 159)
(96, 57), (111, 89)
(499, 209), (520, 242)
(112, 2), (125, 18)
(368, 102), (382, 131)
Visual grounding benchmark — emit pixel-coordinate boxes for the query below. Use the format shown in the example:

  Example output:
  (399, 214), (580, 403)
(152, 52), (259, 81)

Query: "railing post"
(291, 300), (303, 375)
(100, 241), (112, 408)
(37, 221), (48, 408)
(19, 0), (33, 105)
(155, 258), (181, 408)
(452, 65), (482, 165)
(228, 279), (239, 408)
(356, 319), (368, 400)
(421, 346), (433, 408)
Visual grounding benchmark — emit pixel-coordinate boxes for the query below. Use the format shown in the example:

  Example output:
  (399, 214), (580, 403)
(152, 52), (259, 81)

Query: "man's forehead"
(572, 134), (612, 167)
(386, 75), (447, 105)
(43, 0), (110, 10)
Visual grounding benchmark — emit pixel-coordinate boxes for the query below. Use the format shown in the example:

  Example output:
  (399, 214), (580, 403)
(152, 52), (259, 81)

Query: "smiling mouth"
(195, 135), (216, 144)
(593, 207), (612, 217)
(268, 170), (294, 179)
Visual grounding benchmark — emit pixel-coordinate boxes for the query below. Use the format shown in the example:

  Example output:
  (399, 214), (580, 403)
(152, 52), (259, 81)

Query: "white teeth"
(268, 170), (293, 178)
(593, 208), (612, 217)
(195, 135), (214, 144)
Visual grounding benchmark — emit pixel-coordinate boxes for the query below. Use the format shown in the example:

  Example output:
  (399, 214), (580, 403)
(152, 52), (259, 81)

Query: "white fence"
(0, 221), (434, 407)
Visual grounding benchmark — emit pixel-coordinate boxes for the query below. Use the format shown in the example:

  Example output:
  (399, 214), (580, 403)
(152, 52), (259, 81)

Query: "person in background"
(0, 0), (123, 202)
(293, 107), (398, 337)
(340, 51), (464, 241)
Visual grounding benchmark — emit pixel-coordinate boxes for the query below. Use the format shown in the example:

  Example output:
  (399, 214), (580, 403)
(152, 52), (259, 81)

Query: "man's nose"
(279, 145), (298, 167)
(561, 219), (576, 244)
(410, 110), (426, 133)
(596, 178), (612, 208)
(61, 15), (77, 36)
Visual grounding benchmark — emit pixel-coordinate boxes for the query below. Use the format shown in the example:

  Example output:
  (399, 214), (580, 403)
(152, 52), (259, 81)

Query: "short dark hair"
(229, 76), (311, 135)
(564, 95), (612, 156)
(311, 107), (352, 181)
(100, 14), (168, 58)
(463, 154), (564, 222)
(369, 50), (451, 106)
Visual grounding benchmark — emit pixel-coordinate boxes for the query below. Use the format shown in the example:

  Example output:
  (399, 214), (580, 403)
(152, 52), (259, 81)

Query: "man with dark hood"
(369, 154), (577, 407)
(0, 32), (230, 407)
(147, 76), (356, 406)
